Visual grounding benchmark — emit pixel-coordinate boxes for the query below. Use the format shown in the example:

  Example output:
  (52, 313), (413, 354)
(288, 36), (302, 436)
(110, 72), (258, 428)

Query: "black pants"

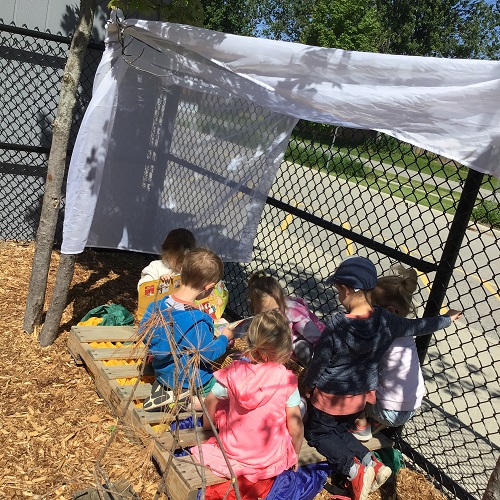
(305, 405), (371, 476)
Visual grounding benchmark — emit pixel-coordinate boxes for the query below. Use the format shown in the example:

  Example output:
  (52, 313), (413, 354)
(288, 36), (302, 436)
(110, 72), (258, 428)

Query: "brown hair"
(372, 265), (418, 318)
(180, 247), (223, 290)
(248, 271), (286, 315)
(161, 228), (196, 272)
(245, 310), (292, 365)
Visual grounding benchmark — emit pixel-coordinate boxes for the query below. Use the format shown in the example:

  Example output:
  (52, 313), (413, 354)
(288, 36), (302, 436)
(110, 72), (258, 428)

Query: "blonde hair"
(372, 265), (418, 318)
(244, 310), (292, 365)
(248, 271), (286, 315)
(161, 228), (196, 272)
(180, 248), (223, 290)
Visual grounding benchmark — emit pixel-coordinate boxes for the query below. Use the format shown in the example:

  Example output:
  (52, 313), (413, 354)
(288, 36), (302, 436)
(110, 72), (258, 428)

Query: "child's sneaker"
(143, 380), (189, 412)
(370, 454), (392, 492)
(349, 422), (372, 441)
(371, 419), (387, 436)
(349, 457), (375, 500)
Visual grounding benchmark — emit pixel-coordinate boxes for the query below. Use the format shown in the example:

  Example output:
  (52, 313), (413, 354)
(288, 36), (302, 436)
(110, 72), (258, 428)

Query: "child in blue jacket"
(140, 248), (234, 411)
(304, 256), (461, 500)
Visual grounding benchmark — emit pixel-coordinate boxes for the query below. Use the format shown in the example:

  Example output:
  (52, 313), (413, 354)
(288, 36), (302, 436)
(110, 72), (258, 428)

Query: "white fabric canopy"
(62, 18), (500, 258)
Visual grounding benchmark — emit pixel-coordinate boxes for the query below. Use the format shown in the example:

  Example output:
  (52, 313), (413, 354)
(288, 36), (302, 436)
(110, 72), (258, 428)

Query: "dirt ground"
(0, 241), (449, 499)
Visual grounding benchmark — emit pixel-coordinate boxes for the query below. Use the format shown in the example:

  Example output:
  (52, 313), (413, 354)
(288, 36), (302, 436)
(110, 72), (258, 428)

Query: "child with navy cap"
(303, 256), (461, 500)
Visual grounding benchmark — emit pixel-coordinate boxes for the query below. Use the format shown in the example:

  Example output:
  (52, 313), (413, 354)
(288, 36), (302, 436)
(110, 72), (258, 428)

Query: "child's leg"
(305, 406), (372, 476)
(350, 411), (372, 441)
(188, 395), (203, 412)
(188, 375), (218, 412)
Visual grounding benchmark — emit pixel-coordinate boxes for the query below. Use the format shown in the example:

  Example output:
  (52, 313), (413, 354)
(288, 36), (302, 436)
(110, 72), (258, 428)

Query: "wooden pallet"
(68, 326), (392, 500)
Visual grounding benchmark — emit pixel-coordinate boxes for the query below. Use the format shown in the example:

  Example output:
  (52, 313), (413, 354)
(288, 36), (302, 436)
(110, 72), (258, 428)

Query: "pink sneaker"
(349, 422), (373, 441)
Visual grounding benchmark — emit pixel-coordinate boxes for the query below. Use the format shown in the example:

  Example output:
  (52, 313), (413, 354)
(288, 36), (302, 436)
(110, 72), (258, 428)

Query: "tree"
(256, 0), (315, 41)
(108, 0), (204, 25)
(483, 454), (500, 500)
(454, 0), (500, 59)
(201, 0), (258, 36)
(300, 0), (384, 51)
(36, 0), (210, 346)
(375, 0), (500, 58)
(24, 0), (98, 336)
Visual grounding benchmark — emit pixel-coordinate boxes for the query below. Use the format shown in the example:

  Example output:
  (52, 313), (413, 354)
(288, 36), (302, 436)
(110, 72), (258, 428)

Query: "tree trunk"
(483, 455), (500, 500)
(38, 254), (76, 346)
(23, 0), (97, 334)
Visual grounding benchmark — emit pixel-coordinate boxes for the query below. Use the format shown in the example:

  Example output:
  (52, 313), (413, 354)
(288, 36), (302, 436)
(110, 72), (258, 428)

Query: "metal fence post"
(416, 167), (485, 363)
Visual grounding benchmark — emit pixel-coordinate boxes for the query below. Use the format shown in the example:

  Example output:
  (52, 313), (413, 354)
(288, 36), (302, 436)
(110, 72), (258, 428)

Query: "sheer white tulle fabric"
(61, 18), (500, 257)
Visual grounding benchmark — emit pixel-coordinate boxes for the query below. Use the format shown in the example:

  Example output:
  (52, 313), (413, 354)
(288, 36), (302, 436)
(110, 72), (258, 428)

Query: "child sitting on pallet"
(137, 227), (196, 289)
(303, 256), (462, 500)
(190, 310), (304, 499)
(140, 248), (234, 411)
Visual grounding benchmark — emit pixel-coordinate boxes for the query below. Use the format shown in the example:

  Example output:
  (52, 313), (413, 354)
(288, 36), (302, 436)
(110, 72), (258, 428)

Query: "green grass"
(288, 136), (495, 192)
(284, 140), (500, 229)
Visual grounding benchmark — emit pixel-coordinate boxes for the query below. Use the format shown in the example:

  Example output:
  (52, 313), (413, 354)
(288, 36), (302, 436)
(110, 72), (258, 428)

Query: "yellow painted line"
(280, 201), (303, 231)
(342, 221), (353, 256)
(467, 274), (500, 303)
(281, 214), (293, 231)
(482, 281), (500, 302)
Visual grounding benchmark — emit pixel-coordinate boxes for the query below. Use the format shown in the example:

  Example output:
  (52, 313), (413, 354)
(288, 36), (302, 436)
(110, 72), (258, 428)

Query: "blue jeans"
(366, 401), (415, 427)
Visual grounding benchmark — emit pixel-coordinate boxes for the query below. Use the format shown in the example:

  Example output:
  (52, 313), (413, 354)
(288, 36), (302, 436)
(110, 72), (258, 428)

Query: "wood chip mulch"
(0, 241), (448, 499)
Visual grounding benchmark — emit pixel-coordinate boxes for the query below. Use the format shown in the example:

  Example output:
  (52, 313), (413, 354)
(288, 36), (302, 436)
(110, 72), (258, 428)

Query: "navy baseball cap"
(325, 256), (377, 291)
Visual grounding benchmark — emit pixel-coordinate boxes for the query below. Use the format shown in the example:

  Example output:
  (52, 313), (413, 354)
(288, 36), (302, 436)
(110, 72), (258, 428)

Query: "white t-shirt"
(137, 259), (175, 290)
(377, 336), (425, 411)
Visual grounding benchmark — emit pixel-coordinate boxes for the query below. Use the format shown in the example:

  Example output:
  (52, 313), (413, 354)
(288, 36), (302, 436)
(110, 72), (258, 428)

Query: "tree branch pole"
(38, 254), (76, 346)
(482, 454), (500, 500)
(23, 0), (97, 335)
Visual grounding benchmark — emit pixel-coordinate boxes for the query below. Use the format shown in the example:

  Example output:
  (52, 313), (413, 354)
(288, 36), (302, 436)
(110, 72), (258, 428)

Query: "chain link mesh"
(0, 22), (103, 241)
(1, 22), (499, 500)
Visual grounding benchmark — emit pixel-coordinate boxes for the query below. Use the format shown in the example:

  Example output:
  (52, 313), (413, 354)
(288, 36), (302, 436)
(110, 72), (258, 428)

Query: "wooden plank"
(88, 347), (147, 361)
(115, 383), (153, 400)
(67, 325), (394, 500)
(135, 409), (195, 425)
(72, 325), (138, 342)
(102, 364), (154, 379)
(67, 329), (84, 365)
(158, 428), (214, 448)
(152, 447), (226, 499)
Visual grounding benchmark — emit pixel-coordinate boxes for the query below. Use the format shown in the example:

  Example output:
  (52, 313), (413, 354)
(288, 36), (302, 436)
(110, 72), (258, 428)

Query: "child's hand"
(304, 387), (314, 399)
(160, 274), (173, 282)
(221, 325), (235, 341)
(445, 309), (462, 322)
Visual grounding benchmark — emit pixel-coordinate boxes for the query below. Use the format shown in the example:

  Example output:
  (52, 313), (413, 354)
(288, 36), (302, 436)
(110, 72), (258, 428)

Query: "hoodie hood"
(330, 308), (385, 355)
(216, 361), (282, 411)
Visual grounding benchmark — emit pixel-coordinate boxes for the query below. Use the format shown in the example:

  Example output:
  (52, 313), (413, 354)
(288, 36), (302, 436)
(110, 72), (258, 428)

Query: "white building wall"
(0, 0), (108, 41)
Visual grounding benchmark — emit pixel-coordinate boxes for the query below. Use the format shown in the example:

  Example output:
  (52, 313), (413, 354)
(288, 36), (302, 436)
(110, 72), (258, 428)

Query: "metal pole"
(416, 167), (485, 363)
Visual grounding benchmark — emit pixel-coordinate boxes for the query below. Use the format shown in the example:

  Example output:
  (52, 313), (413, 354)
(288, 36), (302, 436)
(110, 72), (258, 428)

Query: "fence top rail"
(0, 21), (104, 51)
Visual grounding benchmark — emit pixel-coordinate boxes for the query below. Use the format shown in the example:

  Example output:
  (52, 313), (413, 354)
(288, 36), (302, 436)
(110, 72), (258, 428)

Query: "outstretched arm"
(286, 405), (304, 471)
(446, 309), (462, 322)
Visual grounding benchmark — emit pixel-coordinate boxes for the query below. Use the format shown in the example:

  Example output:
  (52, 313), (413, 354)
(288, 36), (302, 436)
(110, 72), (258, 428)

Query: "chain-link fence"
(223, 122), (500, 499)
(1, 21), (499, 499)
(0, 22), (103, 241)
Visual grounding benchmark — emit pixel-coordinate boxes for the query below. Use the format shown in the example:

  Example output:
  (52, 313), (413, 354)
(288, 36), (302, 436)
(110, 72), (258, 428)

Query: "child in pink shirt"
(190, 310), (304, 482)
(248, 271), (326, 366)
